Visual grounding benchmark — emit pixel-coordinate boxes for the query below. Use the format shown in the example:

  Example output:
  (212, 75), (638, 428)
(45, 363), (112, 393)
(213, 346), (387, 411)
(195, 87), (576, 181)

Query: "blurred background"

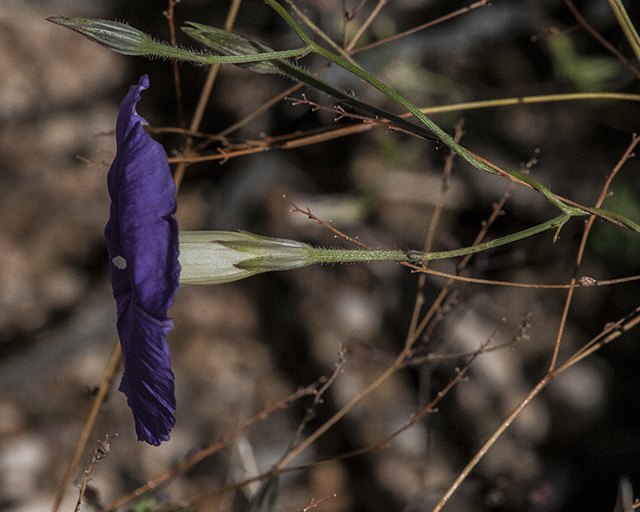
(1, 0), (640, 511)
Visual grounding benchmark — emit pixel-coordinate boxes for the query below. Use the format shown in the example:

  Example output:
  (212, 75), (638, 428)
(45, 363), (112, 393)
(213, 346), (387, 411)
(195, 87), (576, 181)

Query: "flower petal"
(104, 75), (180, 445)
(117, 295), (176, 445)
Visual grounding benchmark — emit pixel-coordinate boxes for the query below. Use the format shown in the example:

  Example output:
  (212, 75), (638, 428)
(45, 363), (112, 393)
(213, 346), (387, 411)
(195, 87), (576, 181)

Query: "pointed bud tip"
(46, 16), (156, 56)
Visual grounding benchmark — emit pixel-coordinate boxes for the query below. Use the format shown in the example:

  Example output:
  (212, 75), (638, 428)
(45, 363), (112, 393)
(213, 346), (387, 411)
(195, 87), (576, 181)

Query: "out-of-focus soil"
(1, 1), (639, 511)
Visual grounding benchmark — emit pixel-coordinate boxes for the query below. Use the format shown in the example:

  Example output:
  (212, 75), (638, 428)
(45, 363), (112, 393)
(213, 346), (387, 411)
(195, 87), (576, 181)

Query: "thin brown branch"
(406, 263), (640, 289)
(148, 125), (227, 144)
(264, 321), (523, 481)
(74, 436), (115, 512)
(287, 336), (487, 469)
(172, 0), (243, 188)
(432, 134), (640, 512)
(353, 0), (490, 54)
(51, 343), (121, 512)
(167, 122), (375, 165)
(218, 83), (303, 137)
(405, 315), (530, 367)
(301, 494), (337, 511)
(558, 304), (640, 370)
(564, 0), (640, 81)
(101, 381), (322, 512)
(432, 375), (552, 512)
(278, 348), (346, 464)
(407, 121), (464, 340)
(420, 315), (529, 363)
(433, 302), (640, 512)
(164, 0), (186, 131)
(346, 0), (388, 53)
(284, 195), (372, 249)
(548, 133), (640, 370)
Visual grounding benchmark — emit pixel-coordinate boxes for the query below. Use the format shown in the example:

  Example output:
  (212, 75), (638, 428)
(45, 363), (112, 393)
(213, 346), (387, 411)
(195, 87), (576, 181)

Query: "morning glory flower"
(105, 75), (180, 446)
(104, 76), (321, 445)
(103, 76), (433, 445)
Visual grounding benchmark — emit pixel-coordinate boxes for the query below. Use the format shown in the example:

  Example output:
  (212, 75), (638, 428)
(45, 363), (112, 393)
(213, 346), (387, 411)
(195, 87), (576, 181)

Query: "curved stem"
(265, 0), (590, 219)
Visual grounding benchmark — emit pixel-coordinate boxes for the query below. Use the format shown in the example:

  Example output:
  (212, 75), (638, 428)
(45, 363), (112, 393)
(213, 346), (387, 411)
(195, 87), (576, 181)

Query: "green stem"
(149, 43), (310, 65)
(46, 17), (310, 65)
(301, 214), (570, 265)
(267, 57), (440, 142)
(183, 13), (640, 233)
(50, 15), (640, 234)
(264, 0), (587, 218)
(181, 23), (439, 142)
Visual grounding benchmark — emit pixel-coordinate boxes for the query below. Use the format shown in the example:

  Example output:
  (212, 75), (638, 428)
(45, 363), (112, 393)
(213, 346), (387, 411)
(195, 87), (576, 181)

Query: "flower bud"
(181, 23), (282, 75)
(46, 17), (160, 56)
(179, 231), (313, 285)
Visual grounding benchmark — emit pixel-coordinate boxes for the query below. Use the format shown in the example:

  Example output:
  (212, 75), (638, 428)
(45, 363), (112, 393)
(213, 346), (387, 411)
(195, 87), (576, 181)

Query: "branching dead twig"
(431, 133), (640, 512)
(284, 195), (372, 249)
(101, 381), (323, 512)
(52, 344), (121, 512)
(301, 494), (337, 511)
(405, 121), (465, 347)
(548, 133), (640, 371)
(287, 327), (500, 468)
(288, 94), (437, 140)
(405, 314), (531, 367)
(166, 321), (506, 512)
(74, 435), (115, 512)
(278, 347), (347, 464)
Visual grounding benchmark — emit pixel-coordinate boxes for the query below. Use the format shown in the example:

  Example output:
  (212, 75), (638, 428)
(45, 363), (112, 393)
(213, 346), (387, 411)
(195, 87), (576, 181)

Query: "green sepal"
(46, 17), (175, 57)
(181, 23), (285, 74)
(178, 231), (311, 285)
(46, 17), (309, 65)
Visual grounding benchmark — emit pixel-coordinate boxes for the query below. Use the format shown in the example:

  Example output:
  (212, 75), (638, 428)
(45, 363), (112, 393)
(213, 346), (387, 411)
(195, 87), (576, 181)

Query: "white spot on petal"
(112, 255), (127, 270)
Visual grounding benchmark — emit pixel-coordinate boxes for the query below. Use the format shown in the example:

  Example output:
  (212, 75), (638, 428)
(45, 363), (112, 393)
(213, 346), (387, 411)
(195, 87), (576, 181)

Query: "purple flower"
(105, 75), (180, 445)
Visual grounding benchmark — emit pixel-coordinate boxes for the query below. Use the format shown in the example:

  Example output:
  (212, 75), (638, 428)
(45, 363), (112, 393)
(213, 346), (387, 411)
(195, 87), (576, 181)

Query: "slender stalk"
(264, 0), (576, 210)
(432, 133), (640, 512)
(51, 344), (121, 512)
(432, 376), (552, 512)
(262, 0), (640, 234)
(607, 0), (640, 63)
(174, 0), (243, 188)
(302, 214), (569, 265)
(565, 0), (640, 81)
(345, 0), (387, 53)
(415, 92), (640, 114)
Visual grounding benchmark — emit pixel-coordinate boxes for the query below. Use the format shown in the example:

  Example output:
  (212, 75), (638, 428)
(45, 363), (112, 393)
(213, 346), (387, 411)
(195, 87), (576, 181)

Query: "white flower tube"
(178, 231), (414, 285)
(178, 231), (313, 285)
